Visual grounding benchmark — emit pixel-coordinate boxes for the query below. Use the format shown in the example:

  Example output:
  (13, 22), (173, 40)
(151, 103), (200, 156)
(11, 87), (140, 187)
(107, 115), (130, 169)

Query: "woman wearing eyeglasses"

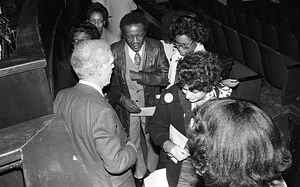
(55, 22), (101, 95)
(160, 10), (239, 88)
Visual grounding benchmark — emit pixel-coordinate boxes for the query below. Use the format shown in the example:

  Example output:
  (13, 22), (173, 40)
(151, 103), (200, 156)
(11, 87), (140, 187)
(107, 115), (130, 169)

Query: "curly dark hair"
(119, 12), (148, 34)
(161, 10), (195, 43)
(188, 98), (292, 187)
(85, 2), (109, 21)
(175, 51), (221, 93)
(169, 14), (210, 44)
(69, 22), (101, 40)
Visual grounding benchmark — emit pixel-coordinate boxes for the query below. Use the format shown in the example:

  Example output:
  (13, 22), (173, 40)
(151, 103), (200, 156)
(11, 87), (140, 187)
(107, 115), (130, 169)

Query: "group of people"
(54, 3), (291, 187)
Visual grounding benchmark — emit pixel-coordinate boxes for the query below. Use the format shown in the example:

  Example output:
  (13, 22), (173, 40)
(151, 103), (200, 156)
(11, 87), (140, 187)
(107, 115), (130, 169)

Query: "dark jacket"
(55, 57), (78, 95)
(110, 37), (169, 134)
(55, 58), (119, 108)
(148, 84), (193, 187)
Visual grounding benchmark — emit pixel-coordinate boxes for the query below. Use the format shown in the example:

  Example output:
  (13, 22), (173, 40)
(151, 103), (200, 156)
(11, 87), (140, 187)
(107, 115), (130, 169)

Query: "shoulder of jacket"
(160, 85), (180, 104)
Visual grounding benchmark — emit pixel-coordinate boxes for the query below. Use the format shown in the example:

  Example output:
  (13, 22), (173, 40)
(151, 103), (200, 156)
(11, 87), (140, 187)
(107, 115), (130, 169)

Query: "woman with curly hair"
(161, 10), (239, 88)
(148, 51), (232, 187)
(188, 98), (291, 187)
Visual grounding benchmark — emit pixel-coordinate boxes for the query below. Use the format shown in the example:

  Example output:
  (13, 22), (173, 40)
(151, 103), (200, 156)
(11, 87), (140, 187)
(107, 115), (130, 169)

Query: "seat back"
(290, 20), (300, 39)
(254, 5), (266, 23)
(235, 10), (249, 36)
(239, 33), (263, 75)
(222, 25), (262, 104)
(222, 24), (243, 62)
(258, 43), (283, 89)
(278, 29), (299, 61)
(209, 18), (227, 52)
(260, 22), (279, 50)
(258, 43), (300, 105)
(277, 15), (292, 33)
(225, 6), (239, 31)
(266, 0), (278, 15)
(246, 16), (262, 42)
(210, 0), (222, 21)
(229, 60), (262, 104)
(264, 10), (278, 29)
(276, 4), (288, 18)
(286, 7), (300, 23)
(244, 2), (256, 18)
(216, 1), (229, 25)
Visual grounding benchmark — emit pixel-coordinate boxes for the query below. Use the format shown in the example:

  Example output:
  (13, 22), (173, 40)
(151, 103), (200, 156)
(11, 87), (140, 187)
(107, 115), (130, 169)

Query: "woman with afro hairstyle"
(160, 10), (239, 88)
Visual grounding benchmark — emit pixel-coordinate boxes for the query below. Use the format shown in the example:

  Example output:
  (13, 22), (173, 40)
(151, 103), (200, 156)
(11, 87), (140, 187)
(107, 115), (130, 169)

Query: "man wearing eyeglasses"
(109, 12), (169, 187)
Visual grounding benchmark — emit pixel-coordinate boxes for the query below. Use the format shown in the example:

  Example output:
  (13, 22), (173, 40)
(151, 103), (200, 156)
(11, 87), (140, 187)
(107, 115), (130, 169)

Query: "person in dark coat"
(148, 51), (232, 187)
(55, 22), (100, 94)
(110, 12), (169, 186)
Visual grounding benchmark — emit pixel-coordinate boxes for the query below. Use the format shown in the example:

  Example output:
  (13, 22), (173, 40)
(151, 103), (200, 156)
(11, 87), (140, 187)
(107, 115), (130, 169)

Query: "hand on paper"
(169, 145), (190, 161)
(123, 97), (141, 113)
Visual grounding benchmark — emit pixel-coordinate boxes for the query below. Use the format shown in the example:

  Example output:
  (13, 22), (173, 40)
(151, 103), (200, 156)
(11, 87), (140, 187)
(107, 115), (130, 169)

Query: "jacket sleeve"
(93, 108), (137, 174)
(137, 43), (170, 86)
(148, 93), (170, 149)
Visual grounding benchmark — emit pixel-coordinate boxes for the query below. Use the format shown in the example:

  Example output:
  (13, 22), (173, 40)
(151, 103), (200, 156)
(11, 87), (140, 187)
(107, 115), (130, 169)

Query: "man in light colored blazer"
(54, 39), (137, 187)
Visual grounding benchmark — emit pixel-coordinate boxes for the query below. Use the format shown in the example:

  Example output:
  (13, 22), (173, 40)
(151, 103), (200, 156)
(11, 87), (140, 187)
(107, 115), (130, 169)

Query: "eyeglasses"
(173, 41), (194, 50)
(88, 19), (104, 25)
(72, 38), (88, 45)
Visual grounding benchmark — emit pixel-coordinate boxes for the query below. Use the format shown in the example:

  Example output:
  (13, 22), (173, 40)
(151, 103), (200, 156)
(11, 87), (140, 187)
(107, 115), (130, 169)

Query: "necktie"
(134, 52), (141, 68)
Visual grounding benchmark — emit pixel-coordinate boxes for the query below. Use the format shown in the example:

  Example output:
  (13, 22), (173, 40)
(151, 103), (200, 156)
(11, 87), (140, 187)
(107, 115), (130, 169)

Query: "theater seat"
(222, 25), (262, 104)
(258, 43), (300, 106)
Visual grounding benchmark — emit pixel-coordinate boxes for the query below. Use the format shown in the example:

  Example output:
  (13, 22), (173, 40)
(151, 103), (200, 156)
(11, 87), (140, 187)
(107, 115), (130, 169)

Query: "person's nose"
(133, 36), (139, 43)
(185, 91), (191, 99)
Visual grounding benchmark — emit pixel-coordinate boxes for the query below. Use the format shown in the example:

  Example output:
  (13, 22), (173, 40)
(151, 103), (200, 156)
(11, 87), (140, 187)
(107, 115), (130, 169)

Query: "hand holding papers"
(169, 125), (189, 163)
(130, 107), (156, 117)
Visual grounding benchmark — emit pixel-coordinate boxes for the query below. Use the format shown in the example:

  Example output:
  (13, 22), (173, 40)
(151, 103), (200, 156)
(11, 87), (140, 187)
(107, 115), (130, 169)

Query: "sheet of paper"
(130, 107), (156, 117)
(169, 124), (188, 163)
(144, 168), (169, 187)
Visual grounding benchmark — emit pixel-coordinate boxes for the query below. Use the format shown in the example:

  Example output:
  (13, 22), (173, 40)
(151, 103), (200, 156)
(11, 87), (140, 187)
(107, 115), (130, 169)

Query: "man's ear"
(97, 64), (103, 76)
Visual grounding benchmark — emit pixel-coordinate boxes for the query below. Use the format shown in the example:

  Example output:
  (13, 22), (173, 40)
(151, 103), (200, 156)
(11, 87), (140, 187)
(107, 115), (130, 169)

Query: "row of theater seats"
(197, 1), (300, 109)
(199, 0), (300, 61)
(226, 0), (300, 24)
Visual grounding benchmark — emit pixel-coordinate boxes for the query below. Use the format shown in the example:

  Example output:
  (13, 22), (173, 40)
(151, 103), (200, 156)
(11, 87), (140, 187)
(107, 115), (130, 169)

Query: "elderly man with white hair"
(54, 39), (137, 187)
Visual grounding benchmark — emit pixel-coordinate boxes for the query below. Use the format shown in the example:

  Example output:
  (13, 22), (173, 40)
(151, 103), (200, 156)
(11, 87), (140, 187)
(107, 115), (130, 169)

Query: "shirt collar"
(79, 80), (104, 96)
(127, 43), (145, 61)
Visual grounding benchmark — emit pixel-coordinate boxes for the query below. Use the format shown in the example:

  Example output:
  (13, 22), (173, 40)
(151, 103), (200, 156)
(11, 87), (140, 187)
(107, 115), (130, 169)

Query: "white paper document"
(144, 168), (169, 187)
(130, 107), (156, 117)
(169, 124), (188, 163)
